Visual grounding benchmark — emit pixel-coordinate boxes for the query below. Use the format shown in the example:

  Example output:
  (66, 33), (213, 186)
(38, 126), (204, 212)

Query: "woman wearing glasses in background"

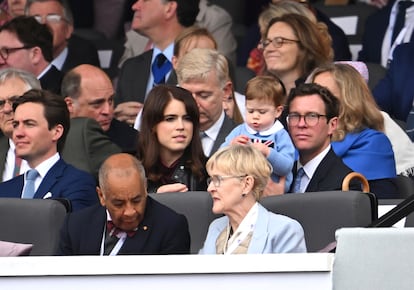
(261, 13), (332, 94)
(199, 145), (306, 254)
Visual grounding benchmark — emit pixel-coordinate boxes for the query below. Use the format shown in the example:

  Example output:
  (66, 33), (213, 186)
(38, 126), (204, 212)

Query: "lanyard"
(99, 225), (127, 256)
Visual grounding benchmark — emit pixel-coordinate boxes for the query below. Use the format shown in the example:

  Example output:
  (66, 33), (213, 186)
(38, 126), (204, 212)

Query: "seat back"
(0, 198), (67, 255)
(333, 227), (414, 290)
(149, 191), (219, 254)
(260, 191), (377, 252)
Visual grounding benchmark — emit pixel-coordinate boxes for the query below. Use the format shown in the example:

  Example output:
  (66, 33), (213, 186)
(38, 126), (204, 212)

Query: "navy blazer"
(116, 49), (177, 105)
(57, 196), (190, 255)
(290, 148), (356, 193)
(39, 65), (63, 95)
(373, 42), (414, 121)
(0, 158), (98, 211)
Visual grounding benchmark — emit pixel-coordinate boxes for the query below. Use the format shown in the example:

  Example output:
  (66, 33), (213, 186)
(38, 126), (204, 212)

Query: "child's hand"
(251, 141), (270, 157)
(230, 135), (250, 145)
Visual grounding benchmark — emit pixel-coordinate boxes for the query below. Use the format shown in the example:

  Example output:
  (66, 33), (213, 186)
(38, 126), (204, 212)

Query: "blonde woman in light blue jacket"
(199, 145), (306, 255)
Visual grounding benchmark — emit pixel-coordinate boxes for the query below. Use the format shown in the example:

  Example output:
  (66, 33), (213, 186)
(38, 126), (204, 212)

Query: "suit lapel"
(305, 149), (336, 192)
(211, 115), (236, 155)
(248, 205), (269, 253)
(33, 159), (65, 199)
(119, 198), (154, 254)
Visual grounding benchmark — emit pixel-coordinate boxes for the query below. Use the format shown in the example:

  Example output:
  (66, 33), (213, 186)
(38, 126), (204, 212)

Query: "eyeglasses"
(258, 37), (300, 50)
(0, 46), (32, 61)
(0, 96), (19, 112)
(33, 14), (67, 24)
(286, 112), (327, 126)
(207, 175), (247, 187)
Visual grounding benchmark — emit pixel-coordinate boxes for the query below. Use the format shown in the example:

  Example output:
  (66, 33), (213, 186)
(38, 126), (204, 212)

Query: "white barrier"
(0, 253), (333, 290)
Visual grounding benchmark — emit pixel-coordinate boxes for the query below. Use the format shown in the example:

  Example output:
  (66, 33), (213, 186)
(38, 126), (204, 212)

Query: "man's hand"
(262, 176), (286, 197)
(114, 101), (143, 126)
(156, 183), (188, 193)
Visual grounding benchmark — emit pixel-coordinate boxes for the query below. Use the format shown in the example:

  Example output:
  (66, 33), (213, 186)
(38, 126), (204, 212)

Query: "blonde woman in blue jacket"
(199, 145), (306, 254)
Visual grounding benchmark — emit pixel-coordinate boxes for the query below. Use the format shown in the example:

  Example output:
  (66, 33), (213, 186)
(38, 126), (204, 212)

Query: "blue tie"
(22, 169), (38, 199)
(392, 1), (414, 43)
(152, 53), (172, 85)
(293, 167), (305, 193)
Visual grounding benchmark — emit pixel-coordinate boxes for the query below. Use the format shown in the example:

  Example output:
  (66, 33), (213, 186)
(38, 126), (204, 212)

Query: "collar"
(32, 153), (60, 179)
(245, 119), (284, 136)
(299, 145), (331, 179)
(151, 43), (174, 64)
(51, 47), (68, 71)
(37, 63), (53, 79)
(203, 111), (225, 140)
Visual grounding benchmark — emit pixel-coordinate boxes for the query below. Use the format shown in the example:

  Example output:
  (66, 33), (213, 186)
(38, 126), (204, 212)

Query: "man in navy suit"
(0, 89), (98, 211)
(373, 42), (414, 122)
(115, 0), (199, 126)
(286, 83), (355, 193)
(57, 153), (190, 255)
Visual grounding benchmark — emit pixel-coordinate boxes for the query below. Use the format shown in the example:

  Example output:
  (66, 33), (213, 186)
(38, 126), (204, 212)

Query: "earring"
(242, 193), (247, 197)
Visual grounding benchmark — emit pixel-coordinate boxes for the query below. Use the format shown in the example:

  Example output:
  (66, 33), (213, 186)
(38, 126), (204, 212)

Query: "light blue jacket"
(199, 204), (307, 254)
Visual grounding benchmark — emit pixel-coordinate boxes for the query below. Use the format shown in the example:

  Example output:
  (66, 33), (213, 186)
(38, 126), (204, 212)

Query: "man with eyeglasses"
(25, 0), (99, 73)
(286, 83), (356, 193)
(0, 15), (63, 94)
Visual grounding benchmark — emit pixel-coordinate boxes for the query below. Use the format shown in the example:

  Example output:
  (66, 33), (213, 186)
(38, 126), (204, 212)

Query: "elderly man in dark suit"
(0, 89), (98, 211)
(57, 153), (190, 255)
(176, 48), (236, 157)
(25, 0), (100, 73)
(286, 83), (355, 193)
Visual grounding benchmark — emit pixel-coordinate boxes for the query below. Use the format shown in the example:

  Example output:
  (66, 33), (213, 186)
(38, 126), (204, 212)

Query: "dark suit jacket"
(62, 35), (100, 73)
(105, 118), (138, 155)
(116, 49), (177, 105)
(39, 65), (63, 95)
(57, 196), (190, 255)
(62, 117), (122, 179)
(209, 114), (236, 156)
(0, 134), (8, 182)
(373, 42), (414, 121)
(0, 158), (98, 211)
(358, 0), (397, 63)
(290, 148), (355, 193)
(0, 118), (121, 182)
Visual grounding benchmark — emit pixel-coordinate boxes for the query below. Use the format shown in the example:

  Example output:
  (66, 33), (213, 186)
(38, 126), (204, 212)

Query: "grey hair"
(0, 68), (41, 90)
(25, 0), (74, 25)
(176, 48), (229, 89)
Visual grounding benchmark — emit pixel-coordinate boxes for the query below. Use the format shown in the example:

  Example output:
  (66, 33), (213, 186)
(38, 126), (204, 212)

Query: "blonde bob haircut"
(308, 63), (384, 141)
(176, 48), (229, 89)
(206, 145), (272, 200)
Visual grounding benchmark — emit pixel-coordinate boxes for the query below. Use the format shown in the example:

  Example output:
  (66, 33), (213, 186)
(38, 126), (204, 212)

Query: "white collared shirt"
(145, 43), (174, 96)
(51, 47), (68, 71)
(2, 139), (29, 181)
(22, 153), (60, 196)
(297, 145), (331, 193)
(201, 111), (225, 157)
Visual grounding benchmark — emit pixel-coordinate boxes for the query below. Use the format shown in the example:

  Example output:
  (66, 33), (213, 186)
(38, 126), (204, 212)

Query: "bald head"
(98, 153), (147, 191)
(61, 64), (115, 131)
(97, 153), (148, 231)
